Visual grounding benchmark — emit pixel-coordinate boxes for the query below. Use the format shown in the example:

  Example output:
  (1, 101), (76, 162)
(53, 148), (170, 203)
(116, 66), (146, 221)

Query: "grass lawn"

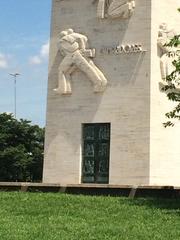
(0, 192), (180, 240)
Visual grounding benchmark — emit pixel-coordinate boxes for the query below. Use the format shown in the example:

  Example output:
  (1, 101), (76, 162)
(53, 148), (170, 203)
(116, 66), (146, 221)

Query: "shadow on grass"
(65, 187), (180, 215)
(125, 197), (180, 216)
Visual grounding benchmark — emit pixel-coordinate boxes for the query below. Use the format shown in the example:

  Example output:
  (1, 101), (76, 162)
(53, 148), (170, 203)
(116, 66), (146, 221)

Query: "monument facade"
(43, 0), (180, 186)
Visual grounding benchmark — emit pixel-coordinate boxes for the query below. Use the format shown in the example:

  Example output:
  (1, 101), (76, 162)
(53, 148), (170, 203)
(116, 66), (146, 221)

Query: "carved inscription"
(100, 44), (146, 55)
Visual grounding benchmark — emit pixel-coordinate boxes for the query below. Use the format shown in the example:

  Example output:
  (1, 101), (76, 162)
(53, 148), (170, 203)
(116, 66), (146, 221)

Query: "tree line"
(0, 113), (44, 182)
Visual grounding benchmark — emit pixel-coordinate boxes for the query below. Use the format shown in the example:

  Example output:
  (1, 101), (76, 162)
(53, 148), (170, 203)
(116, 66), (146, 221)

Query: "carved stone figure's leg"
(166, 55), (175, 78)
(97, 0), (106, 19)
(65, 65), (77, 93)
(108, 0), (131, 19)
(54, 56), (73, 94)
(160, 54), (168, 80)
(125, 2), (134, 17)
(88, 60), (107, 91)
(131, 0), (135, 9)
(128, 1), (135, 16)
(72, 51), (104, 91)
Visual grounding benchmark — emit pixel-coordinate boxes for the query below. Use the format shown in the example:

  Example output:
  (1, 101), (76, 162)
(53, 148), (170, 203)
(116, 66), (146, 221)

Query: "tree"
(0, 113), (44, 182)
(162, 9), (180, 127)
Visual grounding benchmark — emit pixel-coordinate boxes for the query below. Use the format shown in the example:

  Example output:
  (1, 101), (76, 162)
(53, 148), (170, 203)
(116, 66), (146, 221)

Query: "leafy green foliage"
(161, 35), (180, 127)
(160, 9), (180, 127)
(1, 192), (180, 240)
(0, 113), (44, 182)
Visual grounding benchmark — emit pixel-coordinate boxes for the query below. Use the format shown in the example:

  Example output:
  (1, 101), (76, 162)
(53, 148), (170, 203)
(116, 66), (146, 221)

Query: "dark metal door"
(82, 123), (110, 184)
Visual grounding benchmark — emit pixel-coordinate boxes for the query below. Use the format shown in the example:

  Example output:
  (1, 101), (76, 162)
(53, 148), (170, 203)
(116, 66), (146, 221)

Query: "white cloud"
(29, 41), (49, 65)
(29, 56), (42, 65)
(0, 53), (8, 68)
(40, 42), (49, 58)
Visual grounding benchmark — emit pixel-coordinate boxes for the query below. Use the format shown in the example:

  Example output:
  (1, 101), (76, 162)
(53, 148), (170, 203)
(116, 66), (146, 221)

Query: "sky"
(0, 0), (51, 126)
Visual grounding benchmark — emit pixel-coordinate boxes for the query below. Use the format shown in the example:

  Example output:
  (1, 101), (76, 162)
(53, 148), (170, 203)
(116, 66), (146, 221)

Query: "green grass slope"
(0, 192), (180, 240)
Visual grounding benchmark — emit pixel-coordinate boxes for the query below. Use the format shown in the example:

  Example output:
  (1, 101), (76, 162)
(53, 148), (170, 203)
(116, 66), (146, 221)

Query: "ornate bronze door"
(82, 123), (110, 184)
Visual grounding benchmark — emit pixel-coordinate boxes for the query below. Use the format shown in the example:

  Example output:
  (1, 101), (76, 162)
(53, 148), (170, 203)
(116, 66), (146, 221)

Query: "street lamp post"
(9, 73), (20, 118)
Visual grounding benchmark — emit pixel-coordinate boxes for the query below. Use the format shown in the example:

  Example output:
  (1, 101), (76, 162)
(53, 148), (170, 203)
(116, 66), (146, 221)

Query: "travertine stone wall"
(43, 0), (151, 185)
(44, 0), (180, 186)
(150, 0), (180, 186)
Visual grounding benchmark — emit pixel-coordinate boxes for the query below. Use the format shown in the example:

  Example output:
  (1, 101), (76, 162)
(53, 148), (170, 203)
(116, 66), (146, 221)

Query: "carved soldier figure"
(54, 29), (107, 95)
(97, 0), (135, 19)
(157, 23), (179, 81)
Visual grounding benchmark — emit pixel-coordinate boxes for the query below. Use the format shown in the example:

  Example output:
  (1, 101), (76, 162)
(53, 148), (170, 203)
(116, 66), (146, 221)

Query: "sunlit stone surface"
(43, 0), (180, 186)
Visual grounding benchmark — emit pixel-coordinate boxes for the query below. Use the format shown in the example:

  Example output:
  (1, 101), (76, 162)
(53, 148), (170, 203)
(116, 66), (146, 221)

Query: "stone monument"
(43, 0), (180, 186)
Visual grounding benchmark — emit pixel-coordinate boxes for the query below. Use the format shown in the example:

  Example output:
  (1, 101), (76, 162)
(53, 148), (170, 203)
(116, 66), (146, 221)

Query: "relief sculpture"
(97, 0), (135, 19)
(54, 29), (107, 95)
(157, 23), (180, 82)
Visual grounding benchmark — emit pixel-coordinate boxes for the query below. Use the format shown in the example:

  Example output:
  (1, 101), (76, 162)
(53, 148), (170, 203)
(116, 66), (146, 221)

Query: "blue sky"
(0, 0), (51, 126)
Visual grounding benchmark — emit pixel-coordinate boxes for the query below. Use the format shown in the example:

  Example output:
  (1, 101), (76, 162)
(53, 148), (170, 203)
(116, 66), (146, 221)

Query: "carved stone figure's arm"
(71, 33), (88, 51)
(62, 35), (76, 44)
(59, 37), (79, 53)
(78, 36), (88, 51)
(157, 37), (171, 52)
(59, 47), (65, 56)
